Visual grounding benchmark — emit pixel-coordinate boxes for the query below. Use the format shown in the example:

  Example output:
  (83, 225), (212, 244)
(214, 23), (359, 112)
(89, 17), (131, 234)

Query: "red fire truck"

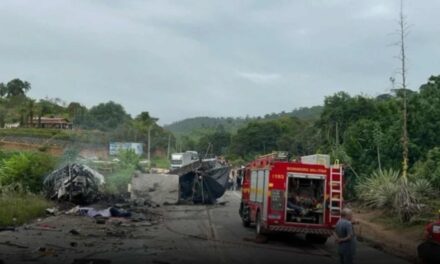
(239, 152), (343, 244)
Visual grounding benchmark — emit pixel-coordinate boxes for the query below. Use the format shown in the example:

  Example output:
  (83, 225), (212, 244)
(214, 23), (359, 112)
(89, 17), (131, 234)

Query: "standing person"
(231, 170), (237, 191)
(236, 170), (243, 191)
(228, 174), (234, 190)
(334, 208), (357, 264)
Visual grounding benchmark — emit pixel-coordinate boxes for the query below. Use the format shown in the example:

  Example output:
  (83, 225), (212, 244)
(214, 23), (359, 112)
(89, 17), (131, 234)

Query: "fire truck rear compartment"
(286, 175), (325, 224)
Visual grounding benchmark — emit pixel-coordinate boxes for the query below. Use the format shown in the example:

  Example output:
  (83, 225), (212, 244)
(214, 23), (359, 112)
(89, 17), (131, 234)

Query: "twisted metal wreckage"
(43, 163), (105, 204)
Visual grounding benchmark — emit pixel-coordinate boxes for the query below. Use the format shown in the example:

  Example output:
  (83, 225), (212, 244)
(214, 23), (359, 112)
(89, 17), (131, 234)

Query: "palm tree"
(5, 79), (31, 97)
(27, 99), (35, 128)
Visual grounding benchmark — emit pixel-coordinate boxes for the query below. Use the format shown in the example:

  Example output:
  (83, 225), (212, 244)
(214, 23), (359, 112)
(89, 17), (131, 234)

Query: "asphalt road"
(142, 191), (410, 264)
(0, 191), (411, 264)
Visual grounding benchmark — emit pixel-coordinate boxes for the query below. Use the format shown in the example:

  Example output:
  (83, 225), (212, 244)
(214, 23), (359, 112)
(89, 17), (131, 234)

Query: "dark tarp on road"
(179, 160), (230, 204)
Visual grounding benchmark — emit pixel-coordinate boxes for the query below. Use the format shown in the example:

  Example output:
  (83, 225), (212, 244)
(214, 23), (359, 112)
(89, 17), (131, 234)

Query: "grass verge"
(0, 192), (52, 227)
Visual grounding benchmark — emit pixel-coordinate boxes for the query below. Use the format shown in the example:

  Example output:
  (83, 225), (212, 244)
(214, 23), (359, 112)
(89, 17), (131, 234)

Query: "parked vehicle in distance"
(170, 151), (199, 170)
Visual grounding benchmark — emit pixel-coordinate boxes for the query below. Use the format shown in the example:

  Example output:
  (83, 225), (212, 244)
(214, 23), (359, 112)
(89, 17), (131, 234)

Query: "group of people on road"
(228, 167), (243, 191)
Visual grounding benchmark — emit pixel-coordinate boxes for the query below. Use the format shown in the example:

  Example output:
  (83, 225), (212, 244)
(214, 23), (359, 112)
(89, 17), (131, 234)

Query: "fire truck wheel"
(256, 211), (266, 235)
(240, 203), (251, 227)
(305, 234), (328, 244)
(242, 216), (251, 227)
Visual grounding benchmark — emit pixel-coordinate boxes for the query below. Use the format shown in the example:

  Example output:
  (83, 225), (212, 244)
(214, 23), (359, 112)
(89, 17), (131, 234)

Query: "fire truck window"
(286, 175), (325, 225)
(251, 170), (258, 202)
(257, 170), (265, 203)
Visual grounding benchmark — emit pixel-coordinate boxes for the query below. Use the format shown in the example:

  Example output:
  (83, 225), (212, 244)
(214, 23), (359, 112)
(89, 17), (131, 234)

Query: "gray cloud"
(0, 0), (439, 124)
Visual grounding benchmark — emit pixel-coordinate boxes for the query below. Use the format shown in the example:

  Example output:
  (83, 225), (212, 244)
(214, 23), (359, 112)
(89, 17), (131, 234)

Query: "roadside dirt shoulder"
(353, 208), (423, 262)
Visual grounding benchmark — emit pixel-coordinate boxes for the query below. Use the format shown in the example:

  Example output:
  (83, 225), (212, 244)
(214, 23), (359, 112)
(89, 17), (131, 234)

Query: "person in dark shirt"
(236, 171), (243, 190)
(334, 208), (357, 264)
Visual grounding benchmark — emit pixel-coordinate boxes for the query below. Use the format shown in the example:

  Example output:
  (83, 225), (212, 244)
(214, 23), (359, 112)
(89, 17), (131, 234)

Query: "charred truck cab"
(239, 153), (343, 244)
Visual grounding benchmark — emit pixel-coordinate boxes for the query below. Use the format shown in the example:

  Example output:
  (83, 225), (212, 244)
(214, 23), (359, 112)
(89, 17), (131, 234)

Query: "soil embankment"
(0, 136), (108, 159)
(354, 208), (423, 262)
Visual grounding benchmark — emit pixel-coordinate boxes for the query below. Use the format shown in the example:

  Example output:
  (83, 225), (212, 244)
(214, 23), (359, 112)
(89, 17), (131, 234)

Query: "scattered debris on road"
(45, 207), (58, 215)
(131, 172), (180, 206)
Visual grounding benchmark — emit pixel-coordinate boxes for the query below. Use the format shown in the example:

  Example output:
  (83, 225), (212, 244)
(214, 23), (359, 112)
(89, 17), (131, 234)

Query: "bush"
(0, 152), (56, 193)
(117, 149), (140, 170)
(356, 169), (400, 208)
(104, 167), (135, 194)
(104, 150), (140, 194)
(356, 169), (435, 222)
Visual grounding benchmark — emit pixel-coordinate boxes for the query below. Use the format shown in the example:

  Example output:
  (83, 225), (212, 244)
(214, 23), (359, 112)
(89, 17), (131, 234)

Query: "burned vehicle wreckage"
(172, 158), (230, 204)
(43, 163), (105, 204)
(43, 158), (230, 206)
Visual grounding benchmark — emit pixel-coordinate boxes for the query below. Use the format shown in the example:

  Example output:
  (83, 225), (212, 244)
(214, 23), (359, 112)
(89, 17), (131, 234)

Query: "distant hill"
(165, 106), (323, 139)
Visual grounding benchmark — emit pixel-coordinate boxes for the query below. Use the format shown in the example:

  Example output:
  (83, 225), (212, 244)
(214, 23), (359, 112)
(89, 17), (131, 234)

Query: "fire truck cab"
(239, 152), (343, 244)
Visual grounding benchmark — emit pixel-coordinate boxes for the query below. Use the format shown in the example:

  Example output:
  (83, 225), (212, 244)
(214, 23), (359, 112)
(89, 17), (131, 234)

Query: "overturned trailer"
(171, 159), (230, 204)
(132, 159), (230, 205)
(43, 163), (105, 204)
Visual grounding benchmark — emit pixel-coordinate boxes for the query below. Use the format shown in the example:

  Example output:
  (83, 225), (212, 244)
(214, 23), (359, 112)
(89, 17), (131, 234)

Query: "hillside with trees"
(165, 106), (323, 139)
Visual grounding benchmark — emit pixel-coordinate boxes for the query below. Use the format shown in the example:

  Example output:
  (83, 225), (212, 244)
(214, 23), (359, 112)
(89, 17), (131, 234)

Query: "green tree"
(197, 127), (231, 156)
(27, 99), (36, 127)
(85, 101), (130, 131)
(35, 100), (53, 128)
(1, 79), (31, 97)
(67, 102), (88, 128)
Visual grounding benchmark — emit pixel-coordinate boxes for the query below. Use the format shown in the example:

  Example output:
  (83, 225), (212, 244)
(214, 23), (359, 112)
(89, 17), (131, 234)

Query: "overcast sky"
(0, 0), (439, 125)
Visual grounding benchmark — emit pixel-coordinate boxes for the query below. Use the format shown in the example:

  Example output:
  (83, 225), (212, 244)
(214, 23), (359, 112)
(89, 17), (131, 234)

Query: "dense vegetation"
(0, 151), (56, 192)
(0, 150), (56, 226)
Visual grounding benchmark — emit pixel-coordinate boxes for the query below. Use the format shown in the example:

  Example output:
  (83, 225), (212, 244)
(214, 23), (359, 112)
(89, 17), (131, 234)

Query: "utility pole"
(335, 122), (339, 146)
(398, 0), (409, 180)
(147, 126), (151, 168)
(167, 134), (171, 160)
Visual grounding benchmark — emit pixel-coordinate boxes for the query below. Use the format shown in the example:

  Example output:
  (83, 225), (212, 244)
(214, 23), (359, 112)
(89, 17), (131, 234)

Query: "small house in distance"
(30, 117), (73, 129)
